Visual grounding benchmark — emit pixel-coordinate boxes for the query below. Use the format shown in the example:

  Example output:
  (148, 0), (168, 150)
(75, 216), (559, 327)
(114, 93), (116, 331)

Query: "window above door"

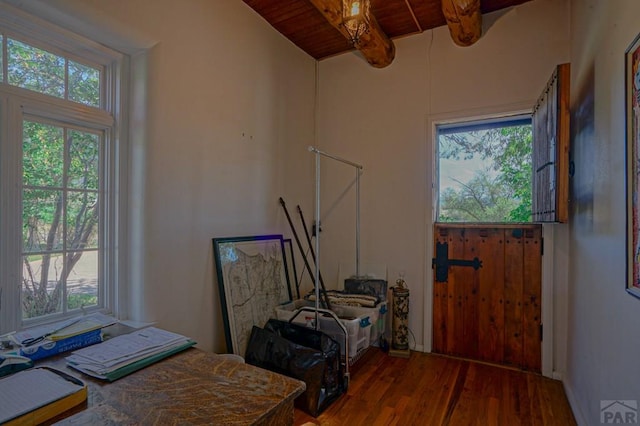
(436, 115), (533, 223)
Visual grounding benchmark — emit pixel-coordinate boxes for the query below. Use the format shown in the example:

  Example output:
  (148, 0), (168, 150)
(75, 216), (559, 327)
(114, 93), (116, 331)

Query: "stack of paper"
(65, 327), (195, 381)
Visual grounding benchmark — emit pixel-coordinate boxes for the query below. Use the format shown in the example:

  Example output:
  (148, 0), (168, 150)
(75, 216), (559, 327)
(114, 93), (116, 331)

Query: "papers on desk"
(0, 367), (87, 425)
(66, 327), (195, 381)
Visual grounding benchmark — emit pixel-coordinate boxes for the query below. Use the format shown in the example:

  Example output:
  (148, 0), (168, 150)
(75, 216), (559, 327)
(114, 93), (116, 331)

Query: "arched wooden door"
(432, 223), (542, 372)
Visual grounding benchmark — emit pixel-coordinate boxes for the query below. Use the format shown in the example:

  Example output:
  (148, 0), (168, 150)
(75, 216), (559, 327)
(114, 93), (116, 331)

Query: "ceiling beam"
(441, 0), (482, 46)
(309, 0), (396, 68)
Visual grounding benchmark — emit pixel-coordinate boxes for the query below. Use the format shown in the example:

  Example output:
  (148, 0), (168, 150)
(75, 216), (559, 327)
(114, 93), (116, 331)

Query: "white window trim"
(0, 4), (129, 333)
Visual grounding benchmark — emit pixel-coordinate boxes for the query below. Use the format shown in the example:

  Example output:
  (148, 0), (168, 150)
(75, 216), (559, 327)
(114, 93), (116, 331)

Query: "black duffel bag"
(245, 319), (345, 417)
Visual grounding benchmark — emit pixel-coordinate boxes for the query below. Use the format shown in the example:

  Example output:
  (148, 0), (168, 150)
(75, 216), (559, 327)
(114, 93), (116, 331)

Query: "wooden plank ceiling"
(242, 0), (533, 61)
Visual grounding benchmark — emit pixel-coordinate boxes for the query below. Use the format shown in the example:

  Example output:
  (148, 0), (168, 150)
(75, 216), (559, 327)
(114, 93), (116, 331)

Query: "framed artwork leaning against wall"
(626, 32), (640, 299)
(212, 235), (292, 355)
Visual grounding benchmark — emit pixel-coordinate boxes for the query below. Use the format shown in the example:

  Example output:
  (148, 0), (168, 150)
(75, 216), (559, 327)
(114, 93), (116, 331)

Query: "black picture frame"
(213, 235), (292, 355)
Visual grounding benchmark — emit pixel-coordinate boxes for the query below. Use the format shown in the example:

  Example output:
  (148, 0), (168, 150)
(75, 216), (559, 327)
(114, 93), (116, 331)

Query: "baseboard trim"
(562, 379), (588, 425)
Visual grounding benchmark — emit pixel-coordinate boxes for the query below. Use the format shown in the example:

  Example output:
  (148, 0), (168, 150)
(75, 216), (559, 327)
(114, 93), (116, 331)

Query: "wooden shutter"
(532, 63), (570, 223)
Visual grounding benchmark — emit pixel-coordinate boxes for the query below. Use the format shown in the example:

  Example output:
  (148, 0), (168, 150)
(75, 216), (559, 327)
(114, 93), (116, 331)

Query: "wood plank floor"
(294, 349), (576, 425)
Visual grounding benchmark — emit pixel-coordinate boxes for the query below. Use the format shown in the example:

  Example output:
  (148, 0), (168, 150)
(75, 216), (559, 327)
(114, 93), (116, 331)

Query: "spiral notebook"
(0, 367), (86, 425)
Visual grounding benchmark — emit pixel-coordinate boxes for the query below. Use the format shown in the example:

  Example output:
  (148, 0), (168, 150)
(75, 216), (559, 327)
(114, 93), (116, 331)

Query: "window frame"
(435, 113), (534, 224)
(0, 4), (128, 334)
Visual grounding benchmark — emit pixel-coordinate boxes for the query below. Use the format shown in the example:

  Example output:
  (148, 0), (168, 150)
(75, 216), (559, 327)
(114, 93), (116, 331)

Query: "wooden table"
(42, 348), (305, 425)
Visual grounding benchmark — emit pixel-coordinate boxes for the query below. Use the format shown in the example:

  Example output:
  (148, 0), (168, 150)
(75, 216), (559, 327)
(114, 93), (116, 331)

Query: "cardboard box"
(20, 329), (103, 361)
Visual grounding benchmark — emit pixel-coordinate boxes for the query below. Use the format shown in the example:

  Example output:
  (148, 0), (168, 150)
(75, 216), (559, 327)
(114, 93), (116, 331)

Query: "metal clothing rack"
(295, 146), (364, 385)
(308, 145), (364, 290)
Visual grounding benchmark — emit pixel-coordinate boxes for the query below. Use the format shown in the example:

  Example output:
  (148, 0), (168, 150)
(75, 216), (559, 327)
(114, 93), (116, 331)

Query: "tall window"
(22, 120), (101, 319)
(0, 7), (126, 332)
(436, 116), (533, 223)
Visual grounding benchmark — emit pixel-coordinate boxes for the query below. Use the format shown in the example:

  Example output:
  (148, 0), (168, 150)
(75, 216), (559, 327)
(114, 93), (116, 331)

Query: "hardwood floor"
(294, 349), (575, 425)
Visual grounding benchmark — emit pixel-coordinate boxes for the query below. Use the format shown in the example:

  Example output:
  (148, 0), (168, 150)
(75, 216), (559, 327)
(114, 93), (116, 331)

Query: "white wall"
(312, 0), (570, 353)
(11, 1), (639, 421)
(11, 0), (317, 353)
(566, 1), (640, 423)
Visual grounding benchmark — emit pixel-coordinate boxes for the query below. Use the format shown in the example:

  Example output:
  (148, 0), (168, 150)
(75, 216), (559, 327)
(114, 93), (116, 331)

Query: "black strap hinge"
(432, 241), (482, 283)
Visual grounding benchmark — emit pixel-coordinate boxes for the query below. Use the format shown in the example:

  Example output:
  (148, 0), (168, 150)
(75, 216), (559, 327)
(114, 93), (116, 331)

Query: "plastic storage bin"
(316, 311), (371, 361)
(274, 300), (372, 362)
(330, 301), (387, 347)
(274, 299), (314, 322)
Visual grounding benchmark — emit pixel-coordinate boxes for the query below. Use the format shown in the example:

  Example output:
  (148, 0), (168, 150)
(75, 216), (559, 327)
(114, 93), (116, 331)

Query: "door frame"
(425, 105), (557, 378)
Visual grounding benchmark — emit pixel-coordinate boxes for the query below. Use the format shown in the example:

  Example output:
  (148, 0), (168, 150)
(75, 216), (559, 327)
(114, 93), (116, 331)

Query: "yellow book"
(49, 313), (117, 341)
(50, 319), (107, 341)
(0, 367), (87, 425)
(15, 313), (117, 346)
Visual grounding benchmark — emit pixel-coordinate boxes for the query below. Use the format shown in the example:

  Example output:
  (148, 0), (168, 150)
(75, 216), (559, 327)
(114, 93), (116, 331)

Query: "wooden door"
(432, 224), (542, 372)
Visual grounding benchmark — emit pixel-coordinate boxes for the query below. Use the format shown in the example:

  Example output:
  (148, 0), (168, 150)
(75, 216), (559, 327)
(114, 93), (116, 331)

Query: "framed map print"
(213, 235), (292, 355)
(626, 33), (640, 299)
